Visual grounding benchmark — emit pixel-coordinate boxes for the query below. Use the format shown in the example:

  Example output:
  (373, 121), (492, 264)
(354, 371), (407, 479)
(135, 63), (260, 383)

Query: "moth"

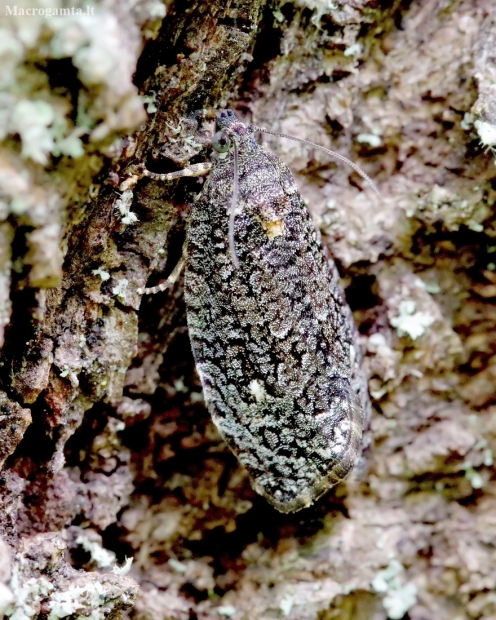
(138, 110), (373, 513)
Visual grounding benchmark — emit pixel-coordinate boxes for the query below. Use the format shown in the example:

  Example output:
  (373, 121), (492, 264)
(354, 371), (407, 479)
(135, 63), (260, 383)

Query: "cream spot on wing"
(249, 379), (266, 402)
(262, 219), (285, 240)
(350, 344), (356, 366)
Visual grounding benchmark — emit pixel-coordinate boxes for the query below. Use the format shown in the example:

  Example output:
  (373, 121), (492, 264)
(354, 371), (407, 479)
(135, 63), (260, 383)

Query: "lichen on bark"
(2, 1), (496, 619)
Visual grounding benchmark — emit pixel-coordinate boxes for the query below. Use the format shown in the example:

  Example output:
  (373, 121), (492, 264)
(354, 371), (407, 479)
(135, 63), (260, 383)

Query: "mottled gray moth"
(139, 109), (372, 513)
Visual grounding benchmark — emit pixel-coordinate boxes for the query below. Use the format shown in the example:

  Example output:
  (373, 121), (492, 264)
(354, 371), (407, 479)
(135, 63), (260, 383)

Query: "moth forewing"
(181, 109), (370, 513)
(138, 110), (371, 512)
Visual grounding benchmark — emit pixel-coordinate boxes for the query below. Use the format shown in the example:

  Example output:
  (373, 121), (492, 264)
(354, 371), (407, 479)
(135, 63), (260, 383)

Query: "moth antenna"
(254, 126), (381, 198)
(229, 138), (240, 269)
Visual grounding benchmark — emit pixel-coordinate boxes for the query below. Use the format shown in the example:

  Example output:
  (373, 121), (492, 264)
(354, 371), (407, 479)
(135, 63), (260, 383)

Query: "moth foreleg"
(137, 161), (211, 295)
(138, 249), (186, 295)
(140, 162), (213, 182)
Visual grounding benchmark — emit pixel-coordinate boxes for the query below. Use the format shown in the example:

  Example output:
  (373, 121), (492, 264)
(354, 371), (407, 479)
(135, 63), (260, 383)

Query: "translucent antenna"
(229, 138), (240, 269)
(254, 126), (381, 198)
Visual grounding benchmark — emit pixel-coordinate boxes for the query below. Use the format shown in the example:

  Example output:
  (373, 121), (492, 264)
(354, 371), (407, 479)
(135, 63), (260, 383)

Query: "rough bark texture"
(1, 0), (496, 618)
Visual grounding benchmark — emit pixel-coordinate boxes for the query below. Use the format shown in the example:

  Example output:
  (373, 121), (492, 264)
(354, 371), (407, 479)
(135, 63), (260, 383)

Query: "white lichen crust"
(4, 533), (138, 620)
(184, 110), (370, 513)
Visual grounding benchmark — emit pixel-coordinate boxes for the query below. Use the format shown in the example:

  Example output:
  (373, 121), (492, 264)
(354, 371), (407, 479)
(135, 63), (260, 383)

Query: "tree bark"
(1, 0), (496, 619)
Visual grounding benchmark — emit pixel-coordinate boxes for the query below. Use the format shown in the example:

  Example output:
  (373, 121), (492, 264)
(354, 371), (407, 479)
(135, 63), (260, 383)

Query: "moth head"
(216, 109), (254, 140)
(216, 108), (239, 130)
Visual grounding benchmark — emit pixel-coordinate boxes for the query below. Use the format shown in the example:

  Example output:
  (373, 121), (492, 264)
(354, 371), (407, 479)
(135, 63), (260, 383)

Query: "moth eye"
(212, 130), (231, 153)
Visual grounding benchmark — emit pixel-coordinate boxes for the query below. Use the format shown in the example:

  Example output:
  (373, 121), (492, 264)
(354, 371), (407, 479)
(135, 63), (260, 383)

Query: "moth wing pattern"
(183, 110), (370, 513)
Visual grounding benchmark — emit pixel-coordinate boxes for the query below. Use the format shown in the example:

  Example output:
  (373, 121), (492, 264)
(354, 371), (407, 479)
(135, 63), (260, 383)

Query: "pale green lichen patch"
(344, 42), (363, 57)
(461, 462), (484, 489)
(390, 300), (435, 340)
(5, 534), (138, 620)
(116, 191), (138, 225)
(279, 593), (294, 616)
(75, 535), (116, 569)
(47, 581), (107, 620)
(2, 1), (146, 167)
(0, 583), (15, 616)
(372, 560), (417, 620)
(409, 184), (490, 233)
(11, 100), (56, 165)
(112, 279), (129, 300)
(217, 605), (237, 617)
(7, 561), (54, 620)
(474, 119), (496, 147)
(356, 133), (382, 147)
(112, 557), (133, 576)
(92, 268), (111, 281)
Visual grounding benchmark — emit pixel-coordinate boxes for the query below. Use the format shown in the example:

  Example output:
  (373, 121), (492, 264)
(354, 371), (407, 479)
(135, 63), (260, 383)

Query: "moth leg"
(120, 161), (213, 192)
(136, 161), (212, 295)
(139, 162), (212, 182)
(138, 250), (186, 295)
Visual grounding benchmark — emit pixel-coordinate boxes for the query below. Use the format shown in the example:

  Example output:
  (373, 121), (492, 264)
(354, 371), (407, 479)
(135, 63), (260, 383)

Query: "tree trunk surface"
(1, 1), (496, 619)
